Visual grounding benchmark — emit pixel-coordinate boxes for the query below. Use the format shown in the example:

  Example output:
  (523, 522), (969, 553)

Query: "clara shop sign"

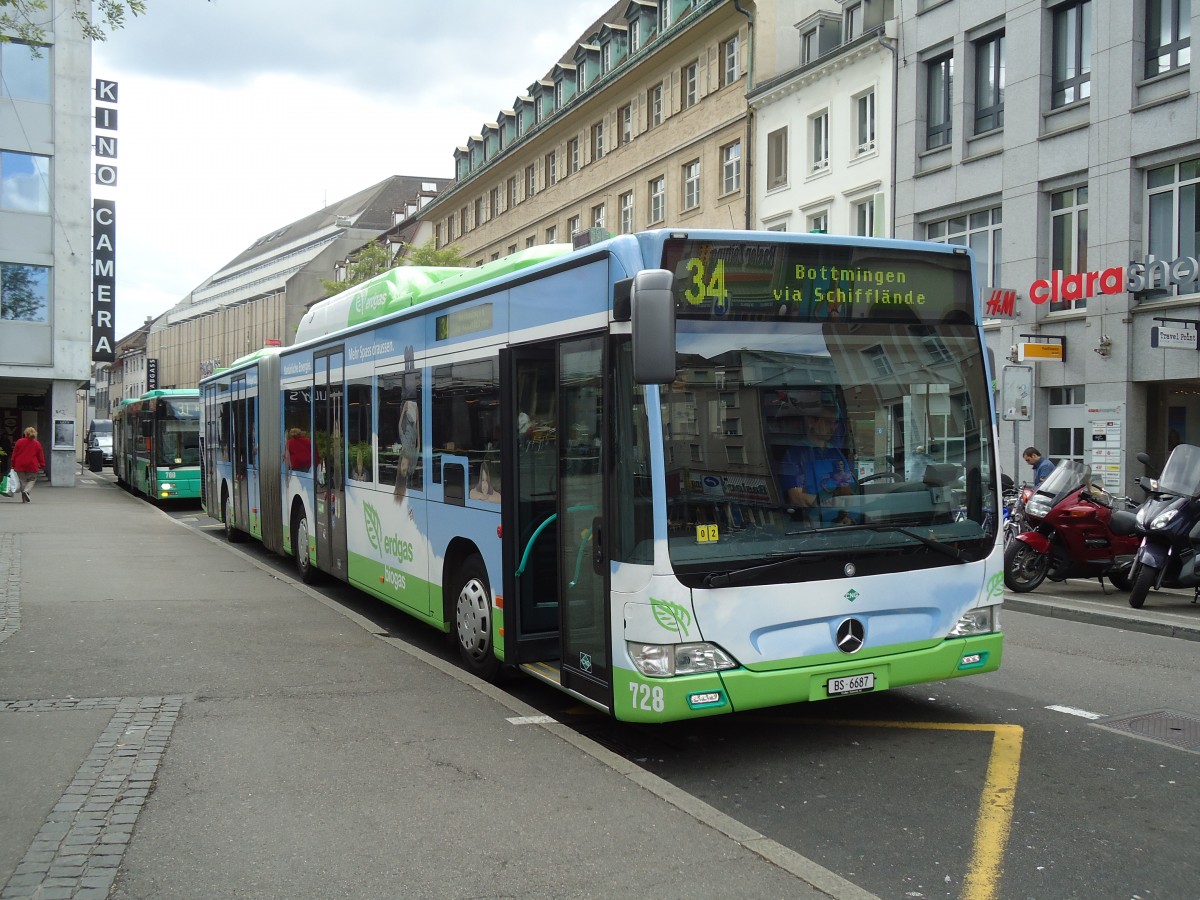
(1030, 253), (1200, 304)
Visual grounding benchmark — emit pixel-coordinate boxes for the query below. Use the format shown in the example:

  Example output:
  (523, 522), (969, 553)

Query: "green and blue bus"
(200, 230), (1005, 722)
(113, 388), (202, 502)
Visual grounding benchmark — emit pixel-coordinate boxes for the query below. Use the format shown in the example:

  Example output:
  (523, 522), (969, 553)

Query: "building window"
(618, 103), (633, 146)
(475, 197), (485, 226)
(649, 176), (665, 224)
(1147, 0), (1191, 77)
(974, 32), (1005, 133)
(682, 60), (698, 109)
(802, 28), (818, 64)
(567, 214), (580, 236)
(490, 186), (500, 218)
(811, 110), (830, 172)
(592, 204), (606, 229)
(1145, 158), (1200, 298)
(808, 210), (828, 233)
(525, 164), (537, 198)
(601, 41), (612, 74)
(767, 127), (788, 189)
(459, 206), (469, 234)
(619, 191), (634, 233)
(546, 224), (558, 243)
(926, 206), (1003, 288)
(568, 137), (580, 175)
(721, 141), (741, 194)
(545, 152), (556, 187)
(648, 82), (663, 128)
(592, 120), (605, 160)
(0, 41), (50, 102)
(864, 345), (894, 377)
(507, 175), (518, 208)
(856, 91), (876, 154)
(0, 262), (50, 323)
(844, 2), (863, 42)
(682, 159), (701, 211)
(927, 53), (953, 149)
(0, 151), (49, 213)
(555, 79), (565, 109)
(1052, 0), (1091, 107)
(721, 34), (741, 85)
(526, 235), (536, 248)
(1050, 186), (1089, 311)
(854, 197), (876, 237)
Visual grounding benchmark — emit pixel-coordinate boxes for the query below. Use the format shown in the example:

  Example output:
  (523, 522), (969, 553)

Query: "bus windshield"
(156, 399), (201, 468)
(658, 318), (995, 575)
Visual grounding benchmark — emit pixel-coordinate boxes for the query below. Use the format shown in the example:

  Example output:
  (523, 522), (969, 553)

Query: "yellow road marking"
(769, 718), (1023, 900)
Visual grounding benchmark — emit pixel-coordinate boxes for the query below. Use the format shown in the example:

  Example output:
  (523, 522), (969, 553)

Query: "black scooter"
(1111, 445), (1200, 608)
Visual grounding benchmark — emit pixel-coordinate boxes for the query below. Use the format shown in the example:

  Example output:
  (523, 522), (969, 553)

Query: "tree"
(0, 1), (147, 45)
(320, 241), (397, 297)
(403, 239), (470, 268)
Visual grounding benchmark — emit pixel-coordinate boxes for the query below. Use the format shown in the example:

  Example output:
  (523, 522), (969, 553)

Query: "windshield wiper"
(703, 549), (833, 589)
(785, 522), (968, 563)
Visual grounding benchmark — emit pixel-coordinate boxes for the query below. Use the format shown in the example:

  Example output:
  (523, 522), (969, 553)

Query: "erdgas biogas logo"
(351, 280), (389, 318)
(363, 501), (415, 565)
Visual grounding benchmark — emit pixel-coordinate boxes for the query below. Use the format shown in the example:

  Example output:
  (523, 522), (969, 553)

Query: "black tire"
(447, 556), (500, 680)
(1107, 567), (1132, 592)
(223, 491), (244, 543)
(1004, 539), (1050, 592)
(1128, 560), (1156, 609)
(293, 510), (319, 584)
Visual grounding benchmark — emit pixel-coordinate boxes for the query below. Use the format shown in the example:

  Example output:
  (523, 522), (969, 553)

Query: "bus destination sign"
(660, 239), (973, 324)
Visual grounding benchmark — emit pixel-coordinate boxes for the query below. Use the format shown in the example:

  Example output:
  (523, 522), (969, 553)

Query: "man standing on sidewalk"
(1023, 446), (1055, 488)
(10, 426), (46, 502)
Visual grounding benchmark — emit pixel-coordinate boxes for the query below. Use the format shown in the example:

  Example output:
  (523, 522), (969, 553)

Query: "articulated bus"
(199, 229), (1004, 723)
(113, 389), (202, 502)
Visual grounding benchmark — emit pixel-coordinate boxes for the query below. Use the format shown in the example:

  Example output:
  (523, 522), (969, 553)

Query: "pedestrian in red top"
(10, 426), (46, 502)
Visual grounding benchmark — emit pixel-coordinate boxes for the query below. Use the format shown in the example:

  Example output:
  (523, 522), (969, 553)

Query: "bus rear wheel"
(223, 492), (244, 543)
(293, 510), (319, 584)
(448, 556), (499, 680)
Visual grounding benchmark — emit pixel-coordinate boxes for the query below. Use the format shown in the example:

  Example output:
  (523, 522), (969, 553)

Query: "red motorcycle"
(1004, 460), (1139, 592)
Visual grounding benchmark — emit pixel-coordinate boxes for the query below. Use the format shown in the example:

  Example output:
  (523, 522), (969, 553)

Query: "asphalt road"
(161, 495), (1200, 900)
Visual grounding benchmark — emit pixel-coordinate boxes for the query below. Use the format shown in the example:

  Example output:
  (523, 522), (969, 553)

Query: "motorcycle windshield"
(1035, 459), (1089, 506)
(1156, 443), (1200, 496)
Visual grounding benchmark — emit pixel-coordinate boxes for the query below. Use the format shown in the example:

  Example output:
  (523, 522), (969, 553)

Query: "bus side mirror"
(630, 269), (676, 384)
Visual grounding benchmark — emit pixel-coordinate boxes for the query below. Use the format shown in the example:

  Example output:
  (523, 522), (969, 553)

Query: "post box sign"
(1030, 253), (1200, 304)
(1018, 342), (1063, 361)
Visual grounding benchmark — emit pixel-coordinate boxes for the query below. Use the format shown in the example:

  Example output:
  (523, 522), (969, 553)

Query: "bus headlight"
(627, 642), (737, 677)
(948, 605), (997, 637)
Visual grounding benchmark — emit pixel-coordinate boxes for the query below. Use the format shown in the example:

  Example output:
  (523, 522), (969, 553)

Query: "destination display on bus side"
(659, 238), (974, 323)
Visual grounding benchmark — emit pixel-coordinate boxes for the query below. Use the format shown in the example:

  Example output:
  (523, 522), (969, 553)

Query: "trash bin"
(88, 448), (104, 472)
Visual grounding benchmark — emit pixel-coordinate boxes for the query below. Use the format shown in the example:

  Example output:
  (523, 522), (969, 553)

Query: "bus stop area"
(0, 475), (856, 900)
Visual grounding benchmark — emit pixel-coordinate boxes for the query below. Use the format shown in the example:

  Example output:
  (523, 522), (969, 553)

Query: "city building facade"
(0, 4), (92, 482)
(421, 0), (799, 258)
(893, 0), (1199, 494)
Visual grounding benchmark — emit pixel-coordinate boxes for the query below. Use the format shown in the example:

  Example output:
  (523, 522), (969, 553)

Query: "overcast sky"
(93, 0), (610, 338)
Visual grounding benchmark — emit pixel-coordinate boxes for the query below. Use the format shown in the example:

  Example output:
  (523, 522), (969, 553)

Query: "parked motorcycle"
(1113, 444), (1200, 609)
(1002, 483), (1035, 549)
(1003, 459), (1139, 593)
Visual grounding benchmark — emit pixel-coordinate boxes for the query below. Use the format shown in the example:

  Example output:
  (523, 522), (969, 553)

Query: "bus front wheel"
(448, 556), (499, 680)
(293, 510), (319, 584)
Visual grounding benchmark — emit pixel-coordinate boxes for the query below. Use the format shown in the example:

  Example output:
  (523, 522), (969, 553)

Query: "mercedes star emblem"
(836, 617), (866, 654)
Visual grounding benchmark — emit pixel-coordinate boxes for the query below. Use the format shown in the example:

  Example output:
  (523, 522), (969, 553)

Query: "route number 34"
(683, 257), (730, 314)
(629, 682), (665, 712)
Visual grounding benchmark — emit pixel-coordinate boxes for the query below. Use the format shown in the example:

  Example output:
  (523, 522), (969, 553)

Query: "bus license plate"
(827, 673), (875, 695)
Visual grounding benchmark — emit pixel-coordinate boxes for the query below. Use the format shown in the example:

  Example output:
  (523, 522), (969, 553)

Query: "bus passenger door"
(557, 337), (611, 708)
(230, 375), (250, 529)
(501, 347), (560, 663)
(314, 350), (348, 580)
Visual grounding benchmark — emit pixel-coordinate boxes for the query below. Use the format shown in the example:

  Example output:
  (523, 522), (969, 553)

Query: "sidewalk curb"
(1004, 596), (1200, 642)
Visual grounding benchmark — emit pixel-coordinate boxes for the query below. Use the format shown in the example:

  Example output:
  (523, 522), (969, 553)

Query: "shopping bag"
(4, 470), (18, 495)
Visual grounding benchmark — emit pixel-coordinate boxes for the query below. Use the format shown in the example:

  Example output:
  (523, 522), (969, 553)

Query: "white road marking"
(1046, 704), (1105, 720)
(506, 715), (558, 725)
